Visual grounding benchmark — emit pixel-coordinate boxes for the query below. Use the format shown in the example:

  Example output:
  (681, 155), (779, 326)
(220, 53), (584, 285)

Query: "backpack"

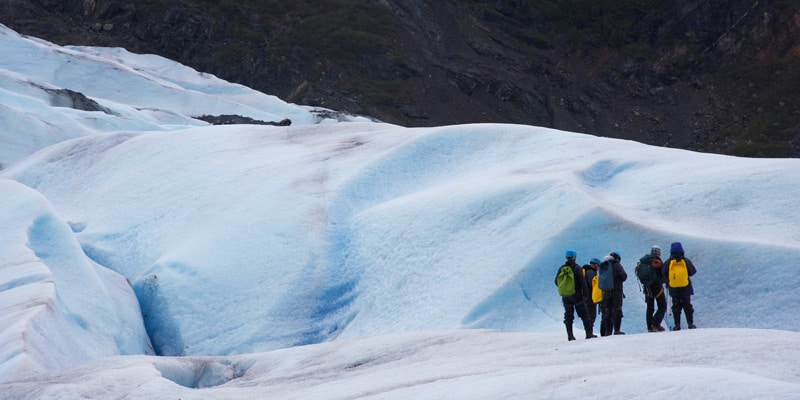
(635, 257), (660, 287)
(668, 258), (689, 288)
(591, 275), (603, 303)
(556, 264), (576, 296)
(598, 261), (615, 290)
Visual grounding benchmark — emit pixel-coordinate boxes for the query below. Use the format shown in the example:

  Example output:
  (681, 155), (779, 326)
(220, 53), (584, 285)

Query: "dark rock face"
(44, 87), (115, 114)
(195, 115), (291, 126)
(2, 0), (799, 157)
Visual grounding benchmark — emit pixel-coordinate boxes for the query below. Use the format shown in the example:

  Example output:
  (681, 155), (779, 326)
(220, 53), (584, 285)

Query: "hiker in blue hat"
(662, 242), (697, 330)
(554, 250), (597, 341)
(598, 251), (627, 336)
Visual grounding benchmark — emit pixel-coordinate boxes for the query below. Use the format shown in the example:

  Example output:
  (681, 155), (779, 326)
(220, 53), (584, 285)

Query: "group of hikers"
(554, 242), (697, 341)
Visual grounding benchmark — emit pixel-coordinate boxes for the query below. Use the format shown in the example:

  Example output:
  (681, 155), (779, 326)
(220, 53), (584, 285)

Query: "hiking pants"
(584, 298), (598, 326)
(645, 285), (667, 329)
(562, 295), (589, 325)
(671, 292), (694, 327)
(600, 289), (624, 335)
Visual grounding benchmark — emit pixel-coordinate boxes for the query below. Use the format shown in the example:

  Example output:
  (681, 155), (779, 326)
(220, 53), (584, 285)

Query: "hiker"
(554, 250), (597, 341)
(598, 252), (627, 336)
(636, 245), (667, 332)
(662, 242), (697, 330)
(582, 258), (602, 329)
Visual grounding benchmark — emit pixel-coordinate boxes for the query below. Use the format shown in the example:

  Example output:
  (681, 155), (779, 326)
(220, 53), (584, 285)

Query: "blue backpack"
(598, 260), (615, 290)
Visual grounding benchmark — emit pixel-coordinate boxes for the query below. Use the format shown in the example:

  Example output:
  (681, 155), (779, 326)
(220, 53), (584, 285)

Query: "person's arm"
(685, 258), (697, 276)
(616, 263), (627, 282)
(576, 265), (588, 294)
(554, 269), (559, 287)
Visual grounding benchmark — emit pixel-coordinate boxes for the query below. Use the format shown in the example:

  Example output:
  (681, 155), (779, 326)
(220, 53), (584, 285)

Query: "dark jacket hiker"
(554, 250), (597, 341)
(637, 245), (667, 332)
(662, 242), (698, 330)
(582, 259), (601, 328)
(598, 252), (627, 336)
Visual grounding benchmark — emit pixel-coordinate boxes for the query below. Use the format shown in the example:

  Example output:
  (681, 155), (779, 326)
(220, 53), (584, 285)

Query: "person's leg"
(652, 291), (667, 331)
(684, 295), (696, 329)
(563, 300), (576, 340)
(586, 299), (597, 327)
(612, 290), (625, 335)
(600, 296), (612, 336)
(672, 294), (684, 330)
(575, 300), (596, 339)
(645, 295), (655, 331)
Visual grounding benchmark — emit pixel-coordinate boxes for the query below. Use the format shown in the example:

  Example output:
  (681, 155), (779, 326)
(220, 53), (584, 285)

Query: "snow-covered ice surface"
(4, 329), (800, 399)
(1, 24), (799, 399)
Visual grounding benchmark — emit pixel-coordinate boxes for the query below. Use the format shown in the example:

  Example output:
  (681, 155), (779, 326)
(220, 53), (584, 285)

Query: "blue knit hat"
(565, 250), (576, 258)
(670, 242), (684, 254)
(590, 258), (601, 264)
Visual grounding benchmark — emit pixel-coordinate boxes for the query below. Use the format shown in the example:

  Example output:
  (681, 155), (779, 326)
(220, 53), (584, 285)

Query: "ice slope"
(0, 179), (152, 380)
(3, 122), (799, 359)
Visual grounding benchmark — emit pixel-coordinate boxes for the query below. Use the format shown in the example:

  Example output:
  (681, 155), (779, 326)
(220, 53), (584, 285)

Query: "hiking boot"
(584, 328), (597, 339)
(568, 335), (576, 341)
(672, 326), (681, 331)
(613, 315), (623, 335)
(586, 328), (597, 339)
(600, 318), (612, 337)
(688, 324), (697, 329)
(655, 325), (665, 332)
(582, 320), (597, 339)
(648, 326), (657, 332)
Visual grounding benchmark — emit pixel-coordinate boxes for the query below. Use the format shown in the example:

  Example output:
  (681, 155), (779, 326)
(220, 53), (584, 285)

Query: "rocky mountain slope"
(3, 0), (799, 157)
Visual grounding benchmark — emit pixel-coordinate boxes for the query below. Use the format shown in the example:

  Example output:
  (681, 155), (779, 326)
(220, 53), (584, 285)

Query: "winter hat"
(590, 258), (601, 265)
(610, 251), (621, 261)
(670, 242), (684, 254)
(603, 255), (614, 262)
(651, 245), (661, 257)
(565, 250), (577, 259)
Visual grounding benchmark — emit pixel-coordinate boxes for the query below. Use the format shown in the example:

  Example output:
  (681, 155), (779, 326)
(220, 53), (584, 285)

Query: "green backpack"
(635, 256), (661, 286)
(557, 264), (576, 296)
